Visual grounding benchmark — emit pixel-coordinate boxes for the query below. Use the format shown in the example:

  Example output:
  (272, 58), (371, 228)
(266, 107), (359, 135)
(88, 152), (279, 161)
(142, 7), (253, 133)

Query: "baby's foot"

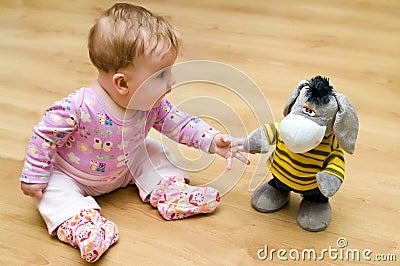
(149, 176), (187, 207)
(157, 181), (220, 220)
(57, 209), (119, 263)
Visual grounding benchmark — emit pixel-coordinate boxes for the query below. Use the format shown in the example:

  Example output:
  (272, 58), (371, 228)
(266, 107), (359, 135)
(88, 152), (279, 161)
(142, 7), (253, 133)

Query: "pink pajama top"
(21, 87), (220, 185)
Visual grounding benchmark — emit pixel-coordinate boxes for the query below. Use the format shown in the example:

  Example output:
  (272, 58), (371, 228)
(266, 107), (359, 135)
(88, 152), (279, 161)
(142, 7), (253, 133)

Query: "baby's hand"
(20, 182), (47, 200)
(210, 133), (250, 169)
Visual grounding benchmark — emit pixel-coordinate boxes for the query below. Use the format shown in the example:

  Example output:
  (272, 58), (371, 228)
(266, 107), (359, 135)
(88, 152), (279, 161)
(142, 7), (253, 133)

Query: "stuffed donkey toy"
(244, 76), (358, 232)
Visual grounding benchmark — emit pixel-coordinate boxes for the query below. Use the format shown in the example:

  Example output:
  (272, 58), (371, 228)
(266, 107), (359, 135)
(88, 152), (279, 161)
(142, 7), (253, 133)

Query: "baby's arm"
(153, 99), (219, 152)
(20, 91), (80, 197)
(153, 99), (249, 169)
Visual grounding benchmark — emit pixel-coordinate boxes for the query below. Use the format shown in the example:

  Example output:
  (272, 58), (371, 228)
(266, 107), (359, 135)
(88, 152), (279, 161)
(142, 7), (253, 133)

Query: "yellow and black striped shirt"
(264, 123), (345, 191)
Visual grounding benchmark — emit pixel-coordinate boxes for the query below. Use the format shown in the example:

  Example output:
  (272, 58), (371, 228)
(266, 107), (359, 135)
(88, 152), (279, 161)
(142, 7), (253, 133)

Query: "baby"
(20, 3), (248, 263)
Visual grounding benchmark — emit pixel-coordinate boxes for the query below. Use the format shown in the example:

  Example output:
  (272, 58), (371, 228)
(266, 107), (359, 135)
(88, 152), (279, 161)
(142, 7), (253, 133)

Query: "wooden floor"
(1, 0), (399, 265)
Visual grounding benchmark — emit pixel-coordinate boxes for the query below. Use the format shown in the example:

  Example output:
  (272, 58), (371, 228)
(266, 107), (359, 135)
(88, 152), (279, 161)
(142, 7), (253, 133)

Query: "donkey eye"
(303, 105), (316, 117)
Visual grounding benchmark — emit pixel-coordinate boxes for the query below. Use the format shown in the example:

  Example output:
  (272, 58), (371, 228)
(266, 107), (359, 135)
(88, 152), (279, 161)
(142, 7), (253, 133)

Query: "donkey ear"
(333, 93), (359, 154)
(283, 80), (309, 116)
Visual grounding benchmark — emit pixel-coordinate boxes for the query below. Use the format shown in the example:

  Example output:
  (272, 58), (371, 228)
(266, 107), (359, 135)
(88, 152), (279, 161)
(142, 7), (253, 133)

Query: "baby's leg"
(38, 171), (118, 263)
(130, 138), (220, 220)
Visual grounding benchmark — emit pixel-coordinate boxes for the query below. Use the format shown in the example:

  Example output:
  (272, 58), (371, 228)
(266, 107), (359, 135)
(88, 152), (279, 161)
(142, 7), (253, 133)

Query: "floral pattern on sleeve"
(152, 98), (220, 152)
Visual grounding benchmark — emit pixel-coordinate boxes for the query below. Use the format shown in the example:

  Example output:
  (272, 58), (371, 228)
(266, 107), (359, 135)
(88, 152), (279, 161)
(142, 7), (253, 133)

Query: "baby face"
(119, 46), (177, 110)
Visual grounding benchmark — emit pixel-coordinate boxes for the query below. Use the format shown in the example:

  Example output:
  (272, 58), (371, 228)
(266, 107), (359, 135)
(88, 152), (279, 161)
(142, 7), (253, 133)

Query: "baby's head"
(88, 3), (180, 110)
(88, 3), (179, 73)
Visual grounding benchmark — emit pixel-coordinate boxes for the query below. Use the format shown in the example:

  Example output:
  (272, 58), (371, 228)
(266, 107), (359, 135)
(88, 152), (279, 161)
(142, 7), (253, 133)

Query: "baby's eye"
(302, 105), (316, 117)
(157, 71), (166, 79)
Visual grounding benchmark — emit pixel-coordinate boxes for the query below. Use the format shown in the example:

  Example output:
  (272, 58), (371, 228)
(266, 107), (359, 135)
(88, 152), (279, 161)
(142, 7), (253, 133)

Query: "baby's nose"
(167, 80), (176, 89)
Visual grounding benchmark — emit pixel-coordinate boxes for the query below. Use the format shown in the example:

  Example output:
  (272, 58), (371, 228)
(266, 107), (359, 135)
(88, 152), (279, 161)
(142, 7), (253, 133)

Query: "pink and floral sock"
(57, 209), (119, 263)
(149, 176), (220, 220)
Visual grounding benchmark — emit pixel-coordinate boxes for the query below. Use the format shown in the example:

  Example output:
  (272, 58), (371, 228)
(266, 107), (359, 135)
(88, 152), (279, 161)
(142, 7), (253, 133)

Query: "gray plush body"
(244, 76), (359, 232)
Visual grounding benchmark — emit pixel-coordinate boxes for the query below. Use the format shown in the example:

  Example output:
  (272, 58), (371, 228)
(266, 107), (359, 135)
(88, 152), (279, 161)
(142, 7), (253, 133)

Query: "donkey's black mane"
(305, 76), (334, 105)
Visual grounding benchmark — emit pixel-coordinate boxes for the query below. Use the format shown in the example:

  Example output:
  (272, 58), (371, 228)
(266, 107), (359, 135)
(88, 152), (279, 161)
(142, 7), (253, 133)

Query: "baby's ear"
(113, 73), (129, 95)
(283, 80), (309, 116)
(333, 93), (359, 154)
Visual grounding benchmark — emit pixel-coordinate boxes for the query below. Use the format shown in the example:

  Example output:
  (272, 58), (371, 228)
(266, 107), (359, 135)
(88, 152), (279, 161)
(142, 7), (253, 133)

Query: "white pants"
(38, 138), (188, 234)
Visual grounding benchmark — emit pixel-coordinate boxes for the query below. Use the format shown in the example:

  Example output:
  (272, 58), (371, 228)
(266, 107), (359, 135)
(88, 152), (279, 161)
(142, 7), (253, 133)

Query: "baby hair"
(88, 3), (180, 73)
